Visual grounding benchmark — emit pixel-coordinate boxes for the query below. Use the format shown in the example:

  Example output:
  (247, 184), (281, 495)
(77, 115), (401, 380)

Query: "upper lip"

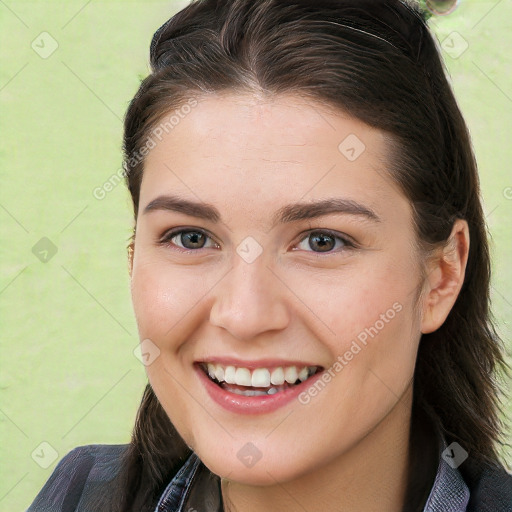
(195, 357), (324, 370)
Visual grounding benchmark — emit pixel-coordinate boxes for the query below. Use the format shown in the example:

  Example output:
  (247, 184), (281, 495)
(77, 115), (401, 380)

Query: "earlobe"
(420, 219), (470, 334)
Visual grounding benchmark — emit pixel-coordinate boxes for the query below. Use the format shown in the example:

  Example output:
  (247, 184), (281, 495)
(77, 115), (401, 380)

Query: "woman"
(27, 0), (512, 511)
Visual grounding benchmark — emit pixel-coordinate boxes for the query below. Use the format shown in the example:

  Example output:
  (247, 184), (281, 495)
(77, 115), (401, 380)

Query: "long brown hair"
(99, 1), (510, 509)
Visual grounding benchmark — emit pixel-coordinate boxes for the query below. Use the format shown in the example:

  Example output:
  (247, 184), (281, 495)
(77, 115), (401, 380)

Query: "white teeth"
(270, 367), (285, 385)
(224, 386), (269, 397)
(203, 363), (319, 388)
(207, 363), (216, 380)
(214, 365), (225, 382)
(284, 366), (299, 384)
(224, 366), (236, 384)
(298, 367), (309, 382)
(252, 368), (270, 387)
(235, 367), (252, 386)
(222, 384), (284, 396)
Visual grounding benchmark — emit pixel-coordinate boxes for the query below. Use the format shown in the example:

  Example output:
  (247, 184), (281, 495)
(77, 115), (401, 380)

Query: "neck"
(221, 384), (418, 512)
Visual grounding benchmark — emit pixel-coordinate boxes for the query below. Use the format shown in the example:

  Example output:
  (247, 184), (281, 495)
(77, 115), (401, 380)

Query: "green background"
(1, 1), (511, 510)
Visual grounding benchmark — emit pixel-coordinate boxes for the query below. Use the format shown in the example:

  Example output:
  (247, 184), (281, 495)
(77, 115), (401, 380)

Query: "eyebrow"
(142, 194), (381, 227)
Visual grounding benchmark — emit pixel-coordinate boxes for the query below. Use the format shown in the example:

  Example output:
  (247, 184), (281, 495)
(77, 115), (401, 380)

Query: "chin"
(196, 443), (315, 486)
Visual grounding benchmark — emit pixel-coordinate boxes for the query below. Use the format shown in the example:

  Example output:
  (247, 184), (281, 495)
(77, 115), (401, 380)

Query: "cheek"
(131, 259), (205, 339)
(330, 263), (421, 385)
(285, 256), (418, 339)
(130, 260), (206, 448)
(294, 255), (421, 377)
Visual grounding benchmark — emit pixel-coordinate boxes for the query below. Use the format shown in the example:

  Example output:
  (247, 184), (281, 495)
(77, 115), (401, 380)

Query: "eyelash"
(157, 227), (356, 256)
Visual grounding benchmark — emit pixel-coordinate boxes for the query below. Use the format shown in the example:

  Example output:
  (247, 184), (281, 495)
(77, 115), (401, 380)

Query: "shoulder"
(458, 456), (512, 512)
(466, 461), (512, 512)
(27, 444), (129, 512)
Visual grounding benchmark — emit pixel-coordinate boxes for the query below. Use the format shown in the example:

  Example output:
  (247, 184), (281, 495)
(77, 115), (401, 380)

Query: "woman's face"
(130, 93), (426, 484)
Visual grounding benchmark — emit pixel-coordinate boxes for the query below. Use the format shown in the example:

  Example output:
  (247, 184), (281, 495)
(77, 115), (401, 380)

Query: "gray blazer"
(27, 441), (512, 511)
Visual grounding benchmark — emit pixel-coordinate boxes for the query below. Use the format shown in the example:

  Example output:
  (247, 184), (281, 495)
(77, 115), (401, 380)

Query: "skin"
(128, 92), (469, 512)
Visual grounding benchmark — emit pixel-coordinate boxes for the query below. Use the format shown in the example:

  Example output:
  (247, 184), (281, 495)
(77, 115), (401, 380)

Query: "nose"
(209, 253), (290, 341)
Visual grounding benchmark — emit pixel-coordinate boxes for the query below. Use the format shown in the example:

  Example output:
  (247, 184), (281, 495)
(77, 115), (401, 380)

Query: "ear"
(127, 233), (135, 278)
(420, 219), (470, 334)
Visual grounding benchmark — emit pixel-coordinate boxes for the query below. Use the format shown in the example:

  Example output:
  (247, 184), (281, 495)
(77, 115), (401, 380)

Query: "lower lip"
(195, 364), (324, 415)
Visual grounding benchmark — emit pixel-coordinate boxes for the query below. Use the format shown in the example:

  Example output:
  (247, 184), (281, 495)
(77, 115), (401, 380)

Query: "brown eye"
(178, 231), (206, 249)
(296, 230), (354, 254)
(159, 229), (219, 251)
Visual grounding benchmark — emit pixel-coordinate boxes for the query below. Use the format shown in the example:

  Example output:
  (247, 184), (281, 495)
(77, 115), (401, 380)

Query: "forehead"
(140, 92), (405, 222)
(147, 92), (383, 155)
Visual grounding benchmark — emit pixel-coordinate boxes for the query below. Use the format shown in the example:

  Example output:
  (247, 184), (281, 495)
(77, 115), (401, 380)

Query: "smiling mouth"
(198, 362), (323, 397)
